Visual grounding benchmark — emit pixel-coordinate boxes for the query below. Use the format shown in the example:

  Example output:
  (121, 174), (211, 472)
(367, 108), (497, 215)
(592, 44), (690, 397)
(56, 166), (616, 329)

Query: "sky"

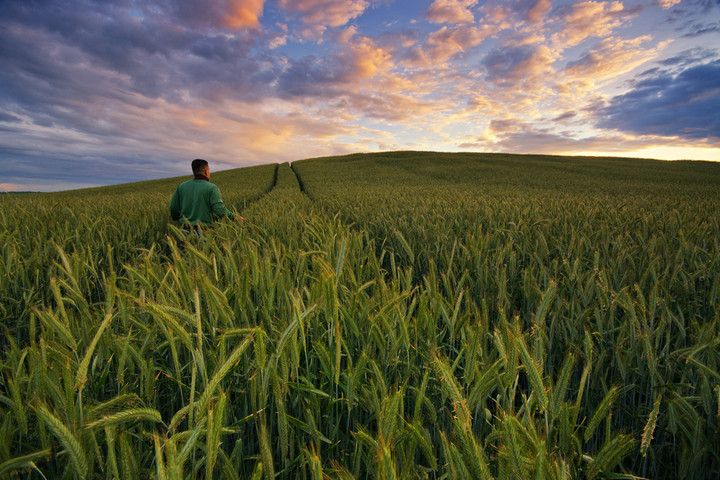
(1, 0), (719, 191)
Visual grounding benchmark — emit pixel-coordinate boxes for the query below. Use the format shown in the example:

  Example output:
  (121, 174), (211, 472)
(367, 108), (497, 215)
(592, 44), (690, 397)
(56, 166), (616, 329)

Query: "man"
(170, 158), (238, 227)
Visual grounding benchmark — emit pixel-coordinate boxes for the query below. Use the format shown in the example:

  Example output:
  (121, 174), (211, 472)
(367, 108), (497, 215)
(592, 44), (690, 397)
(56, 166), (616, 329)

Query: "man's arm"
(169, 187), (181, 221)
(209, 185), (235, 220)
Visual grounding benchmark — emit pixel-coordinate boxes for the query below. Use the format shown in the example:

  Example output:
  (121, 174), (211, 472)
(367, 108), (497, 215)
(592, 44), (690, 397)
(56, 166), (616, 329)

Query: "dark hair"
(191, 158), (208, 174)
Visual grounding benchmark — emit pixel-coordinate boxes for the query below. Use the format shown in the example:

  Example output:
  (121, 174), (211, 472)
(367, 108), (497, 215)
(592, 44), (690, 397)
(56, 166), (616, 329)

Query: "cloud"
(341, 38), (393, 78)
(222, 0), (265, 28)
(523, 0), (552, 24)
(426, 0), (477, 24)
(0, 2), (274, 112)
(481, 0), (552, 25)
(0, 183), (23, 193)
(0, 94), (357, 190)
(335, 91), (429, 122)
(563, 36), (661, 83)
(551, 1), (628, 48)
(0, 112), (22, 123)
(598, 59), (720, 141)
(682, 22), (720, 38)
(0, 181), (97, 193)
(552, 111), (577, 122)
(461, 117), (695, 155)
(411, 25), (494, 65)
(271, 35), (437, 122)
(276, 36), (392, 98)
(276, 0), (369, 28)
(482, 42), (557, 86)
(157, 0), (265, 30)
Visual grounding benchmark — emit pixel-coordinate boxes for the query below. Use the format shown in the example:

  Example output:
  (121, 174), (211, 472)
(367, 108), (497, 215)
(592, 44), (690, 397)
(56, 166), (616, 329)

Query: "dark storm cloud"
(0, 112), (22, 123)
(598, 59), (720, 140)
(0, 147), (177, 191)
(0, 0), (271, 108)
(657, 48), (717, 70)
(0, 0), (284, 188)
(664, 0), (720, 38)
(682, 23), (720, 37)
(667, 0), (720, 20)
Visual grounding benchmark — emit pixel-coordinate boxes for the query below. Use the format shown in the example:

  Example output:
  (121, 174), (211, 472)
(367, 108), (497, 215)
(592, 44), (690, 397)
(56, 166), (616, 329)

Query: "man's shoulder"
(202, 181), (221, 192)
(176, 179), (196, 188)
(177, 179), (217, 190)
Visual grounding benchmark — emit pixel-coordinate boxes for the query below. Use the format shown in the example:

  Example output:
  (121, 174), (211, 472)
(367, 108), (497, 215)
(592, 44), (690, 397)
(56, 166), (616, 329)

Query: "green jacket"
(169, 179), (234, 226)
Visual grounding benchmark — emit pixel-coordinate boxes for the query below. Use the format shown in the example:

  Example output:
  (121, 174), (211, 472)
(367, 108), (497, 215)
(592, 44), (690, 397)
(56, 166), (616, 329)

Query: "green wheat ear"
(34, 404), (88, 478)
(75, 308), (114, 390)
(641, 392), (662, 456)
(516, 332), (548, 411)
(550, 352), (575, 417)
(584, 386), (619, 443)
(84, 407), (163, 430)
(0, 449), (51, 477)
(586, 433), (636, 479)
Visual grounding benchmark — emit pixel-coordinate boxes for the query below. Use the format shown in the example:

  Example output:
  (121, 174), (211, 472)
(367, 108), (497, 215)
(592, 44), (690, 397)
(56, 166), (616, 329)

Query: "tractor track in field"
(288, 162), (306, 193)
(288, 162), (419, 287)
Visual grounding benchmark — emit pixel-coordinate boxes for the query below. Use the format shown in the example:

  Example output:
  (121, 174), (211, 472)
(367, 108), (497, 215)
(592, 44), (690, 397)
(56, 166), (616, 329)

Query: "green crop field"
(1, 152), (719, 479)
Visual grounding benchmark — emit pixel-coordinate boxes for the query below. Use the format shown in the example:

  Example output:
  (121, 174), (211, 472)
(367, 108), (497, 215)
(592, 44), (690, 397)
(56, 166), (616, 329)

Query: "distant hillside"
(24, 151), (720, 196)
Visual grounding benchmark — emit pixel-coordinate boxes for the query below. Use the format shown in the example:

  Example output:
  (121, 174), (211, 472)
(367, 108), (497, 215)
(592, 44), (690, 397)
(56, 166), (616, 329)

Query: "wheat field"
(1, 152), (719, 479)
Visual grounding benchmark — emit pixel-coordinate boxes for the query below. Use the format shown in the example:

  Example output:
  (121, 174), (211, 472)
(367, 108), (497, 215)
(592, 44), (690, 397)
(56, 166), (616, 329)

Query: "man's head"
(191, 158), (210, 179)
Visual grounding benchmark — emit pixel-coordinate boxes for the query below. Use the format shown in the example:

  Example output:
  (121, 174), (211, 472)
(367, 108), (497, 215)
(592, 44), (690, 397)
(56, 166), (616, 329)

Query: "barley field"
(1, 152), (719, 479)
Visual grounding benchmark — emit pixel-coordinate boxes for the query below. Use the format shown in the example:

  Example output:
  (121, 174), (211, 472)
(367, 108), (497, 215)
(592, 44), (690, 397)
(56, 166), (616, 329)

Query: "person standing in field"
(169, 158), (241, 227)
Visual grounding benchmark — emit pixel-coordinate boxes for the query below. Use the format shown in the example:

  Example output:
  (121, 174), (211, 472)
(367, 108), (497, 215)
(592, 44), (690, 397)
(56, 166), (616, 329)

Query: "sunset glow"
(1, 0), (719, 191)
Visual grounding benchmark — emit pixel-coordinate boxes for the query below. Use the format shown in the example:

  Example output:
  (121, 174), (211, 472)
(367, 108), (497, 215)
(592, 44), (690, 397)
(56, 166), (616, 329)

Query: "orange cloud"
(339, 91), (430, 122)
(426, 0), (477, 24)
(351, 42), (392, 78)
(552, 1), (626, 48)
(563, 36), (663, 83)
(409, 25), (493, 66)
(478, 118), (678, 155)
(333, 37), (392, 79)
(222, 0), (264, 28)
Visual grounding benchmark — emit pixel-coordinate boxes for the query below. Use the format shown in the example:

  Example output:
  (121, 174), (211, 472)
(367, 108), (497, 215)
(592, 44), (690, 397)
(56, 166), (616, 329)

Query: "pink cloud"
(277, 0), (369, 28)
(426, 0), (478, 24)
(474, 118), (687, 155)
(335, 25), (359, 45)
(476, 3), (511, 25)
(524, 0), (552, 24)
(0, 183), (22, 192)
